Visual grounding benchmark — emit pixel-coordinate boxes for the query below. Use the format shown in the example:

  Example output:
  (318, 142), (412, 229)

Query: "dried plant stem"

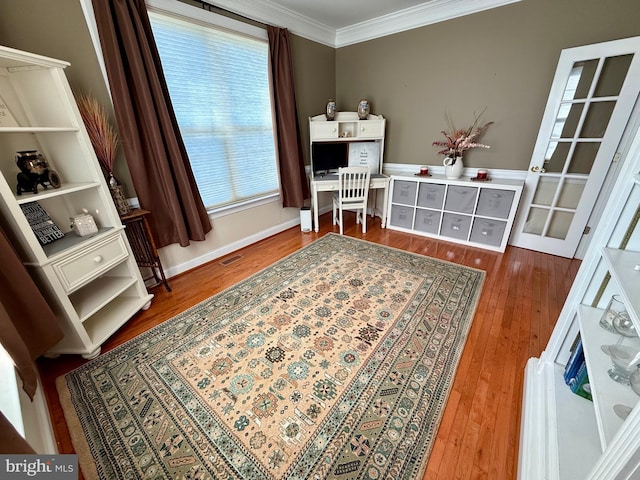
(76, 94), (118, 173)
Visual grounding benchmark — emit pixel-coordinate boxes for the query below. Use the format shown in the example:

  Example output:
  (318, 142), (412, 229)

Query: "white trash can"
(300, 207), (312, 232)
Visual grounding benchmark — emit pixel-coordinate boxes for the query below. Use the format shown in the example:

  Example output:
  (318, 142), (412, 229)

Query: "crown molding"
(336, 0), (522, 47)
(206, 0), (521, 48)
(206, 0), (336, 46)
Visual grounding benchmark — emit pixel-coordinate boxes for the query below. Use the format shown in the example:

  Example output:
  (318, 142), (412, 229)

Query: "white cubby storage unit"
(518, 128), (640, 478)
(0, 45), (153, 359)
(386, 174), (524, 252)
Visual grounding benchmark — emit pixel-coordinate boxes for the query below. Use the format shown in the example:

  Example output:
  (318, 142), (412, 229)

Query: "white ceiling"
(268, 0), (430, 30)
(208, 0), (521, 47)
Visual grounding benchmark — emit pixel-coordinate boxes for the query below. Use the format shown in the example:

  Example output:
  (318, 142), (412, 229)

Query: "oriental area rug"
(57, 234), (484, 480)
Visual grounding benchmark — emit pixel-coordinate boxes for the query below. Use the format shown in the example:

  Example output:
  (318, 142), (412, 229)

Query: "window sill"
(208, 193), (281, 219)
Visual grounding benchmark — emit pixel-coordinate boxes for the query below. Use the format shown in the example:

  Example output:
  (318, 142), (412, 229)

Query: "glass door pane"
(580, 101), (615, 138)
(594, 54), (633, 97)
(568, 142), (599, 174)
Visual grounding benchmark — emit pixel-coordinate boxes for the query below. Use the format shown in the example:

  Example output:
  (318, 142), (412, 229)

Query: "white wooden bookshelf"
(518, 123), (640, 479)
(0, 45), (153, 359)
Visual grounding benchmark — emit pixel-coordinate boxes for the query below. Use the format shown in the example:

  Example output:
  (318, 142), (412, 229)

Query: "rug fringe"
(56, 376), (99, 480)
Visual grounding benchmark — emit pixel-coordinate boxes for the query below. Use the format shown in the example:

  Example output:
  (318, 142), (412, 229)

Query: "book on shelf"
(564, 334), (583, 384)
(569, 360), (592, 401)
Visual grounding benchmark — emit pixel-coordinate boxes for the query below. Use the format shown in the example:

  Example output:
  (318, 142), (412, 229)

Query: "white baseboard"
(162, 216), (303, 279)
(19, 379), (58, 454)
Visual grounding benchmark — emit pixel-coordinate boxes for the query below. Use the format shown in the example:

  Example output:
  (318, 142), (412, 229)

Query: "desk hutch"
(308, 111), (390, 231)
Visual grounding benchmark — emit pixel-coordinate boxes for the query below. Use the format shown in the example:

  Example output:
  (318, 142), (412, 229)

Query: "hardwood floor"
(37, 212), (581, 479)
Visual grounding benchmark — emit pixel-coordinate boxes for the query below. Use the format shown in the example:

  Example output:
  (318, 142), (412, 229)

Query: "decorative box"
(70, 213), (98, 237)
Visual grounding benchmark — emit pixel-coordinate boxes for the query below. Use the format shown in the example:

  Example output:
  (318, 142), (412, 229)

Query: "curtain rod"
(192, 0), (267, 28)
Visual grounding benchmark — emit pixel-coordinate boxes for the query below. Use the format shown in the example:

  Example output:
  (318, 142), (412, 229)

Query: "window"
(147, 0), (279, 211)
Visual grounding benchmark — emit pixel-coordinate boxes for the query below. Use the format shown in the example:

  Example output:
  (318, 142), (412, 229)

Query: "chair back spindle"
(333, 166), (371, 234)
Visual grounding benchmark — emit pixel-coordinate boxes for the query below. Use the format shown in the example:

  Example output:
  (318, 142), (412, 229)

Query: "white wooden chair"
(332, 166), (371, 234)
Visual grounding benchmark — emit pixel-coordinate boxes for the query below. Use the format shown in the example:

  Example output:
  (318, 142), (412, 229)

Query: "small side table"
(120, 208), (171, 292)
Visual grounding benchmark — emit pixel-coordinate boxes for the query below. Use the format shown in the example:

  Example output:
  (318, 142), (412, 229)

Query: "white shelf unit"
(519, 134), (640, 477)
(0, 45), (152, 359)
(386, 175), (523, 252)
(309, 111), (385, 143)
(308, 111), (386, 174)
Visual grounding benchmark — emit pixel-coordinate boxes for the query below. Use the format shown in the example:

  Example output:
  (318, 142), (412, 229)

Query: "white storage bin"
(444, 185), (478, 214)
(389, 205), (415, 229)
(470, 218), (507, 247)
(392, 180), (418, 205)
(441, 213), (472, 240)
(415, 209), (441, 234)
(476, 188), (516, 219)
(417, 183), (446, 209)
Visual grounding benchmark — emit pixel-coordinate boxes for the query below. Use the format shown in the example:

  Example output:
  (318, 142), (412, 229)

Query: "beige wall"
(0, 0), (638, 275)
(336, 0), (640, 171)
(290, 35), (336, 165)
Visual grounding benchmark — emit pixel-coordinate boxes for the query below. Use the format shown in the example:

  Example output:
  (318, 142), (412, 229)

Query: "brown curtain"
(91, 0), (212, 248)
(267, 26), (310, 208)
(0, 226), (63, 453)
(0, 411), (35, 454)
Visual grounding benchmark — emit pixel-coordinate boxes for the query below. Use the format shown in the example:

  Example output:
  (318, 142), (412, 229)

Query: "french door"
(511, 37), (640, 258)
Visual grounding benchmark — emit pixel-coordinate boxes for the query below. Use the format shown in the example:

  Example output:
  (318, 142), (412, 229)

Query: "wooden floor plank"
(469, 250), (519, 477)
(35, 212), (579, 479)
(448, 259), (509, 478)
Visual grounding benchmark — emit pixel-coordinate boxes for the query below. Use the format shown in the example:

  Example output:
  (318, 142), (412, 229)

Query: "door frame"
(511, 36), (640, 258)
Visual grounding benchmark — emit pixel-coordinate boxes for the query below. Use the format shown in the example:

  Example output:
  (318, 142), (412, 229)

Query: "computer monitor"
(312, 142), (348, 174)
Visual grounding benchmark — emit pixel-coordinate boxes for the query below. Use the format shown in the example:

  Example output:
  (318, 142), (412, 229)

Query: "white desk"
(310, 173), (391, 232)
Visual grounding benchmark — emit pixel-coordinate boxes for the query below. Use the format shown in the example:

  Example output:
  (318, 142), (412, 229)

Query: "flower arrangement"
(76, 94), (119, 176)
(433, 111), (493, 164)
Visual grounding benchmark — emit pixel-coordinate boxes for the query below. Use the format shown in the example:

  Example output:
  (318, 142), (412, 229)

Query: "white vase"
(443, 156), (464, 179)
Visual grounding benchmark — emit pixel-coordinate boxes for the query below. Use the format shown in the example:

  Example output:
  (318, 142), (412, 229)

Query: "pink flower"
(433, 111), (493, 163)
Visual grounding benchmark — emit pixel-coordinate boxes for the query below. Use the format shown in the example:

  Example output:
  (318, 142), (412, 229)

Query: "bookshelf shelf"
(602, 248), (640, 326)
(577, 305), (640, 449)
(521, 360), (601, 479)
(552, 362), (602, 479)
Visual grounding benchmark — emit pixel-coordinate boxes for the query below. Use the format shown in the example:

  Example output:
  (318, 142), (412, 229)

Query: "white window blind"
(148, 3), (279, 210)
